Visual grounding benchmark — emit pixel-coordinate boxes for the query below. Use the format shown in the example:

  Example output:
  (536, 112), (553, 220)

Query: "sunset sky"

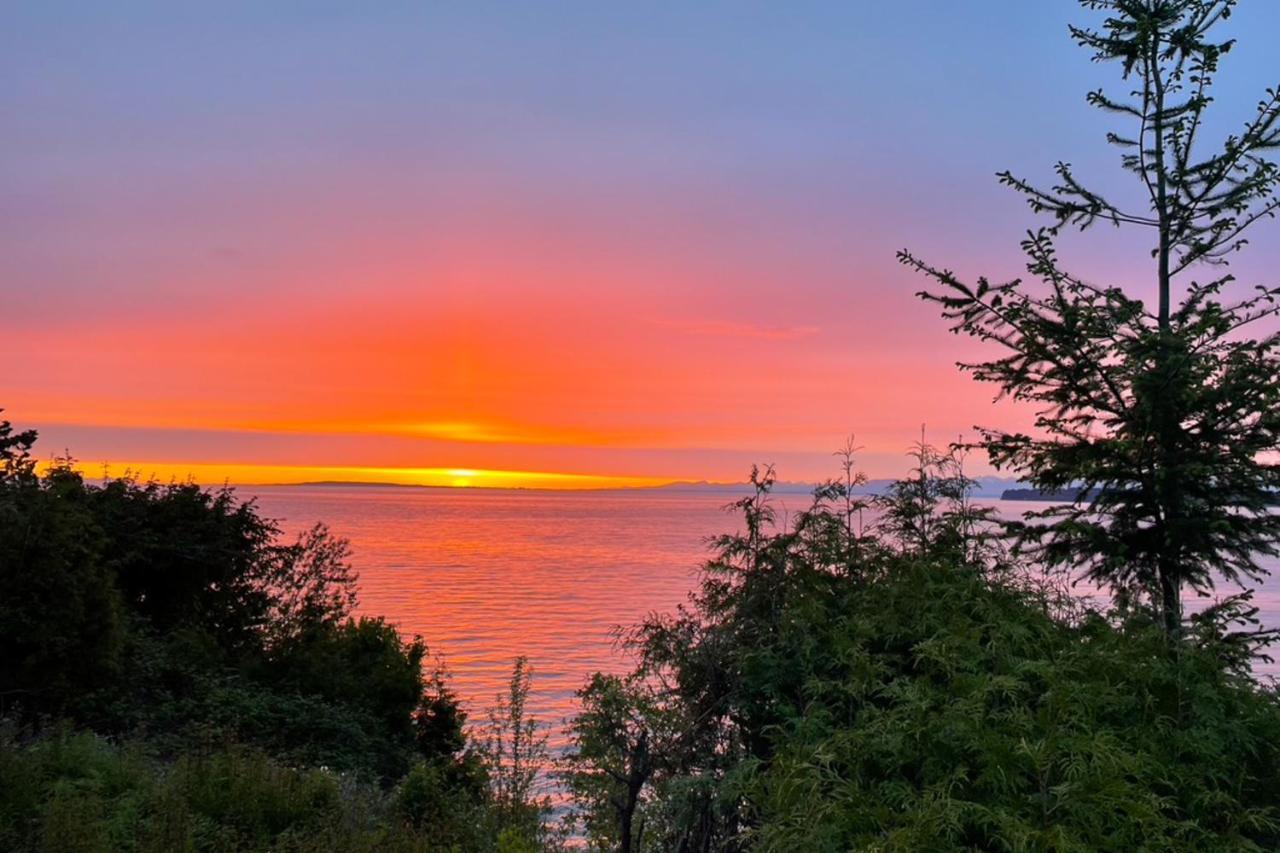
(6, 1), (1280, 488)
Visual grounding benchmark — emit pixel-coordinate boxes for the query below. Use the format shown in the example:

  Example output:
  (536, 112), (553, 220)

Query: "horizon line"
(45, 459), (725, 492)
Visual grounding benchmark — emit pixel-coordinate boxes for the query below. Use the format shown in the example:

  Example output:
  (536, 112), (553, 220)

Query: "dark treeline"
(0, 417), (555, 852)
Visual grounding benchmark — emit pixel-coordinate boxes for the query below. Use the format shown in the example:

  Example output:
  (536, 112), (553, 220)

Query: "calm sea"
(246, 485), (1280, 745)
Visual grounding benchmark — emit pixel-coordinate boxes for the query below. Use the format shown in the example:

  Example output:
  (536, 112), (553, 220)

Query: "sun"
(446, 468), (478, 488)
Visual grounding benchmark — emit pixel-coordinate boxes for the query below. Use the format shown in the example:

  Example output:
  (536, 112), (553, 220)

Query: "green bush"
(566, 460), (1280, 851)
(738, 561), (1280, 851)
(0, 730), (428, 852)
(0, 729), (545, 853)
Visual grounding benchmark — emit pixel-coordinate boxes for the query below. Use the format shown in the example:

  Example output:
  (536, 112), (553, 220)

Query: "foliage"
(395, 753), (493, 850)
(739, 562), (1280, 851)
(0, 421), (457, 776)
(86, 474), (280, 656)
(0, 414), (517, 848)
(0, 460), (123, 717)
(899, 0), (1280, 636)
(874, 436), (1000, 563)
(562, 673), (669, 852)
(566, 452), (1280, 851)
(0, 412), (38, 484)
(261, 522), (359, 649)
(0, 727), (496, 852)
(258, 616), (432, 777)
(482, 657), (555, 848)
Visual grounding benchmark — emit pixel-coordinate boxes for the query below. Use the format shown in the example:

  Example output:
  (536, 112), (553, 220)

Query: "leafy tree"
(900, 0), (1280, 636)
(260, 522), (359, 649)
(395, 749), (492, 848)
(261, 617), (432, 777)
(87, 477), (279, 655)
(414, 663), (470, 759)
(563, 672), (682, 853)
(0, 459), (122, 719)
(482, 657), (553, 846)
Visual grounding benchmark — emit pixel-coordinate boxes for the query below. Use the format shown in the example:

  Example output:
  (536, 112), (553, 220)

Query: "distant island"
(1001, 487), (1102, 502)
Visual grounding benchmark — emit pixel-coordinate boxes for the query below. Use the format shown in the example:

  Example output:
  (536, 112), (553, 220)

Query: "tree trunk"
(1150, 33), (1182, 641)
(618, 730), (649, 853)
(1159, 561), (1182, 639)
(620, 805), (634, 853)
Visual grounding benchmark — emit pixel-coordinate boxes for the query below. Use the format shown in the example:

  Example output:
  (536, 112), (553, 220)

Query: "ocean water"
(248, 484), (744, 744)
(246, 485), (1280, 745)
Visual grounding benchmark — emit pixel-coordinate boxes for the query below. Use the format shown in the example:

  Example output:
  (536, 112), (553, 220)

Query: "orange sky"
(12, 256), (1028, 486)
(7, 3), (1277, 488)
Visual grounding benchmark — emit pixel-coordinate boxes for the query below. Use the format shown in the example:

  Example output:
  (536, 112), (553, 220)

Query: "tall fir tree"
(900, 0), (1280, 637)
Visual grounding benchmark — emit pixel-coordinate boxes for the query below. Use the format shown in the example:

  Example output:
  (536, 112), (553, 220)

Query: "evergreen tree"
(900, 0), (1280, 637)
(0, 413), (37, 484)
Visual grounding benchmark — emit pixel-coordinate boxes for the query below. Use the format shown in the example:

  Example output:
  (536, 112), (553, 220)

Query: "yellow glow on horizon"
(445, 468), (479, 487)
(48, 460), (676, 491)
